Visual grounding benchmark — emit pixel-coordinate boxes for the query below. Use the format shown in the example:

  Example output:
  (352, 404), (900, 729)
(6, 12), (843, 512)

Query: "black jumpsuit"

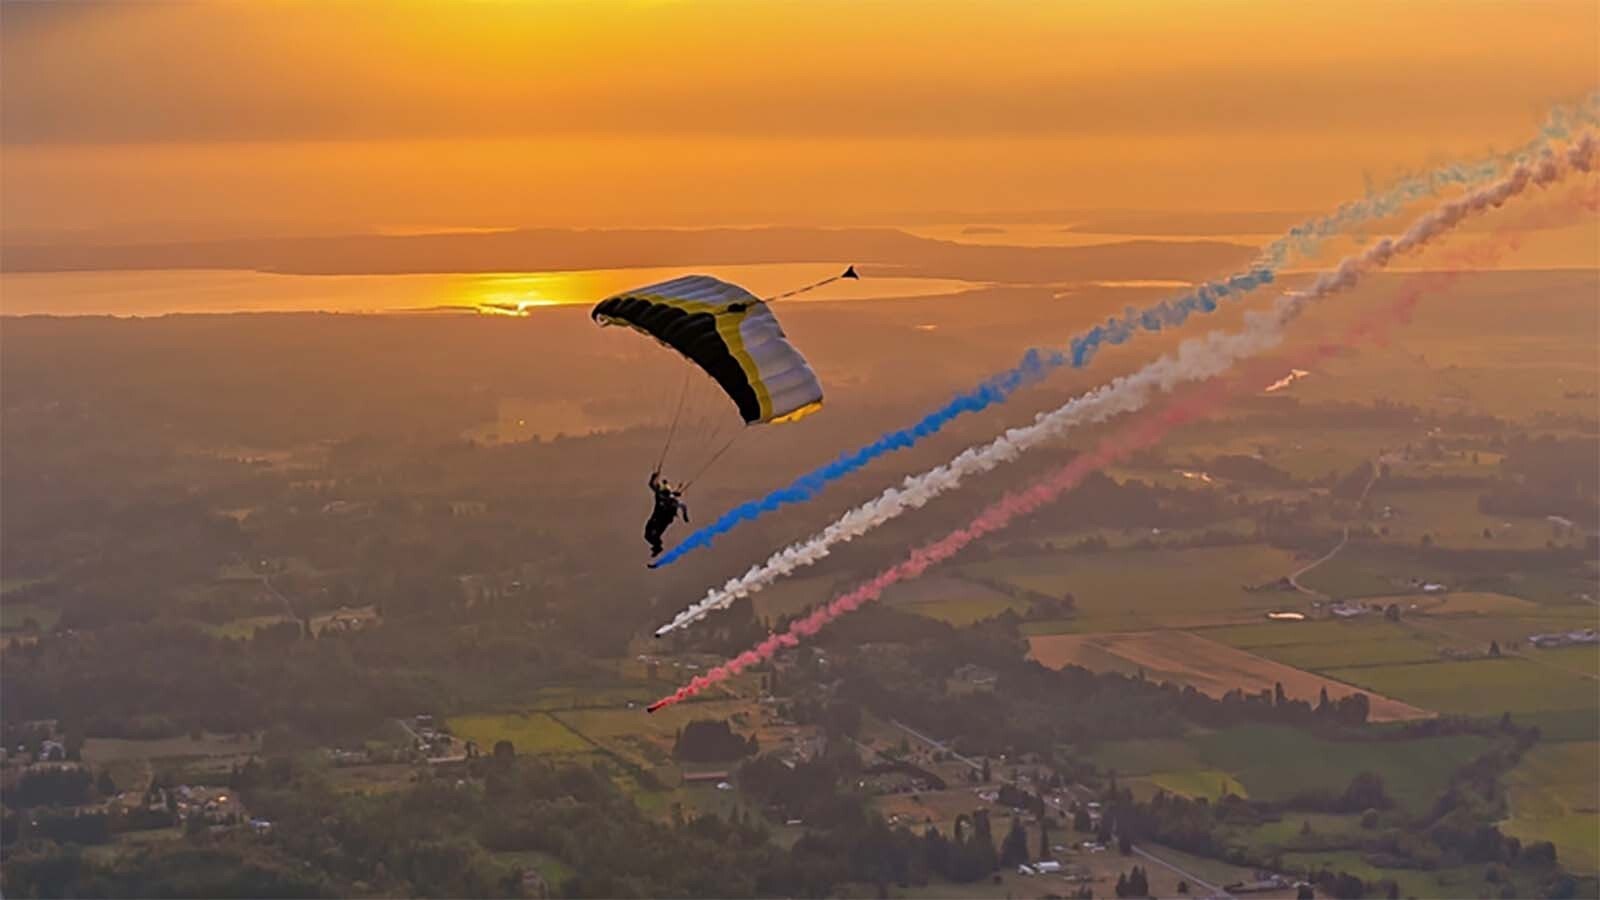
(644, 474), (688, 557)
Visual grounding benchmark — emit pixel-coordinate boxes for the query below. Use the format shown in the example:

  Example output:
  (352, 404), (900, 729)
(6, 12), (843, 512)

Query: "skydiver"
(644, 471), (689, 562)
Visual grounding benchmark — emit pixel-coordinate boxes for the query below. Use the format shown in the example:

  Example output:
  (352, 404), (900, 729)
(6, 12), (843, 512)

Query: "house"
(682, 770), (732, 785)
(1017, 865), (1036, 876)
(1035, 860), (1063, 874)
(1421, 582), (1447, 593)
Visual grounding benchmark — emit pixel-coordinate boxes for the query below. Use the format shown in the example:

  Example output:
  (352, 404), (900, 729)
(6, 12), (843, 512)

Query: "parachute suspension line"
(655, 366), (693, 474)
(762, 265), (859, 303)
(682, 431), (744, 492)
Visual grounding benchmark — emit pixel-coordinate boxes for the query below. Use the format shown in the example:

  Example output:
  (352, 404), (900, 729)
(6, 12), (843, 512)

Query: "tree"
(96, 769), (117, 797)
(1000, 816), (1029, 866)
(1074, 808), (1093, 832)
(492, 740), (515, 763)
(1298, 885), (1315, 900)
(1039, 818), (1051, 860)
(1177, 880), (1189, 894)
(981, 758), (992, 783)
(1118, 832), (1133, 855)
(1127, 866), (1149, 897)
(1116, 873), (1130, 898)
(1341, 772), (1390, 811)
(1524, 840), (1558, 866)
(1489, 640), (1502, 658)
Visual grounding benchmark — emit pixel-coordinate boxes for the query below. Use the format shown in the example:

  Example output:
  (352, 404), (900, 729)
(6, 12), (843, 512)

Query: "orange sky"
(2, 0), (1596, 240)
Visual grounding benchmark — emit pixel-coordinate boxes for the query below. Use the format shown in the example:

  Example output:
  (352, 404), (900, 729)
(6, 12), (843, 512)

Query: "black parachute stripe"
(592, 295), (763, 423)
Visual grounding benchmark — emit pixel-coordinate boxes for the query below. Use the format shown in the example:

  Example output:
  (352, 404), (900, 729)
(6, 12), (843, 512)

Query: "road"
(1287, 456), (1383, 600)
(891, 720), (1236, 898)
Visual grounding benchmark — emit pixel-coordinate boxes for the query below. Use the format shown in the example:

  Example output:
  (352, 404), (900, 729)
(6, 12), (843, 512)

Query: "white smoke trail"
(654, 135), (1595, 636)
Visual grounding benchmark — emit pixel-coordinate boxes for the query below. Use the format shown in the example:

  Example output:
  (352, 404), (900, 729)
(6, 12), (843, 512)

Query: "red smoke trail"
(647, 181), (1599, 714)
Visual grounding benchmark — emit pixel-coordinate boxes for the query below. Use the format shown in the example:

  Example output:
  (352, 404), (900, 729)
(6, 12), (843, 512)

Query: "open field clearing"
(1193, 726), (1492, 816)
(1028, 630), (1430, 721)
(554, 698), (760, 771)
(1500, 741), (1600, 875)
(82, 731), (263, 764)
(1413, 591), (1544, 616)
(1320, 657), (1598, 718)
(1129, 769), (1248, 802)
(0, 600), (59, 632)
(325, 763), (415, 796)
(1162, 422), (1408, 482)
(1280, 850), (1503, 900)
(752, 571), (846, 621)
(968, 545), (1301, 632)
(884, 574), (1025, 625)
(447, 712), (593, 755)
(1090, 725), (1494, 816)
(1369, 489), (1555, 550)
(1530, 644), (1600, 678)
(1196, 619), (1408, 650)
(205, 614), (295, 639)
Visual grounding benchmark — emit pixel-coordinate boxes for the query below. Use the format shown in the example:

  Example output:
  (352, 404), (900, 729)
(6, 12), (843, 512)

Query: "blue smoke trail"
(652, 98), (1598, 568)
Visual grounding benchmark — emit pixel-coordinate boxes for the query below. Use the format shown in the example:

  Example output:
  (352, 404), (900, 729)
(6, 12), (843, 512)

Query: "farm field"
(205, 614), (295, 639)
(1500, 741), (1600, 875)
(1028, 630), (1429, 721)
(82, 731), (263, 764)
(1162, 421), (1408, 482)
(1368, 489), (1554, 550)
(1320, 656), (1599, 718)
(1197, 617), (1489, 669)
(884, 575), (1025, 625)
(553, 698), (765, 772)
(0, 600), (61, 632)
(1530, 644), (1600, 678)
(1091, 725), (1496, 816)
(752, 572), (844, 621)
(446, 712), (594, 756)
(1279, 850), (1502, 900)
(966, 545), (1302, 632)
(1128, 769), (1248, 802)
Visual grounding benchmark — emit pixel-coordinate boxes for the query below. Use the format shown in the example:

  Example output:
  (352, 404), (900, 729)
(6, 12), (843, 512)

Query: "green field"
(1280, 851), (1499, 899)
(1235, 812), (1365, 850)
(82, 732), (263, 764)
(1297, 546), (1458, 600)
(883, 574), (1025, 625)
(1501, 742), (1600, 875)
(964, 545), (1300, 632)
(1199, 619), (1449, 669)
(1532, 644), (1600, 678)
(1321, 657), (1598, 718)
(0, 600), (60, 632)
(1368, 488), (1554, 551)
(447, 712), (594, 756)
(1092, 725), (1494, 816)
(1132, 769), (1249, 801)
(205, 614), (295, 639)
(555, 699), (756, 770)
(752, 572), (844, 621)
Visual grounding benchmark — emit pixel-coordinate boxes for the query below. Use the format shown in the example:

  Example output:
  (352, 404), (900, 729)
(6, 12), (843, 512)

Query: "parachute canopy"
(592, 275), (824, 425)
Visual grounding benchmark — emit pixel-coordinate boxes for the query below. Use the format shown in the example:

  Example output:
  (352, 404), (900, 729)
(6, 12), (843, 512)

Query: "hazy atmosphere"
(2, 3), (1597, 899)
